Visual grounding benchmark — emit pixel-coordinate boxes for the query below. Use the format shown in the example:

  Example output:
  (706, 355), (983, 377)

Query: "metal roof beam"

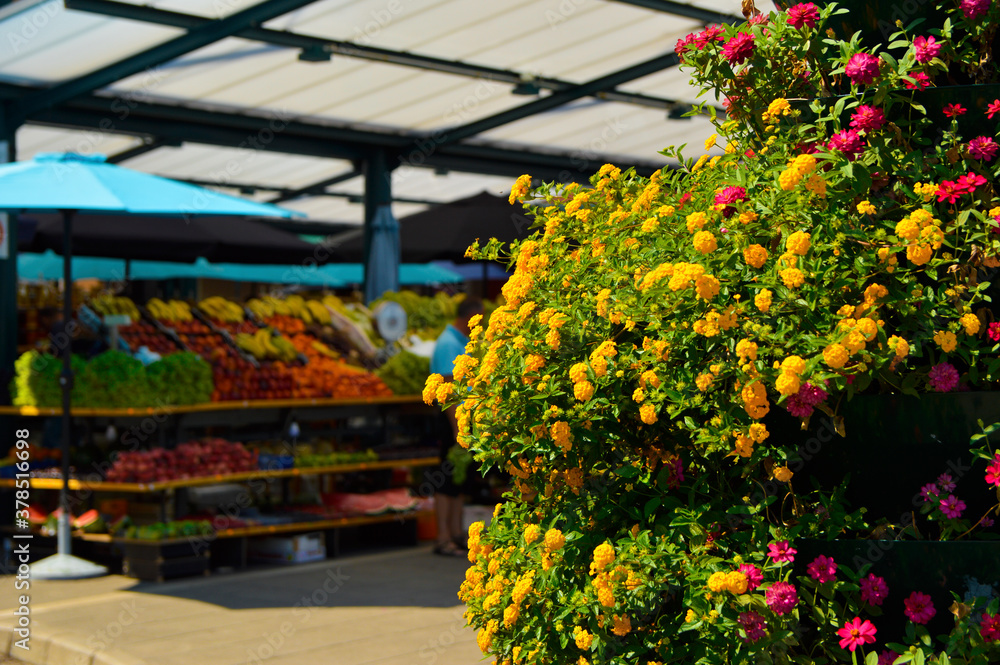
(14, 0), (322, 120)
(65, 0), (689, 112)
(606, 0), (743, 24)
(105, 137), (179, 164)
(268, 167), (362, 204)
(175, 176), (440, 206)
(432, 52), (682, 148)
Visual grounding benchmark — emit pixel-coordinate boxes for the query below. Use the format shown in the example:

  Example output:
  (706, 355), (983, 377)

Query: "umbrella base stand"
(30, 553), (108, 580)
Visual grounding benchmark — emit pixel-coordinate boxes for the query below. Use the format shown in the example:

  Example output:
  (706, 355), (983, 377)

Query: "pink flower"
(675, 33), (697, 58)
(878, 651), (900, 665)
(913, 36), (941, 63)
(722, 32), (756, 65)
(850, 105), (886, 132)
(739, 563), (764, 591)
(988, 100), (1000, 119)
(828, 130), (865, 160)
(928, 362), (959, 392)
(695, 25), (725, 48)
(982, 612), (1000, 642)
(983, 516), (995, 527)
(939, 494), (966, 518)
(749, 13), (769, 25)
(937, 473), (956, 492)
(956, 172), (987, 193)
(904, 591), (936, 624)
(860, 573), (889, 606)
(960, 0), (990, 19)
(943, 103), (967, 118)
(714, 186), (747, 218)
(765, 581), (798, 615)
(767, 540), (797, 564)
(936, 180), (964, 204)
(786, 3), (820, 29)
(738, 611), (768, 642)
(845, 52), (881, 85)
(968, 136), (999, 161)
(920, 483), (939, 502)
(989, 322), (1000, 341)
(985, 453), (1000, 487)
(807, 555), (837, 583)
(905, 72), (932, 90)
(837, 617), (877, 652)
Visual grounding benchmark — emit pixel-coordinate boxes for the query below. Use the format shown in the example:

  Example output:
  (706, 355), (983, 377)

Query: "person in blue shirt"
(429, 297), (484, 556)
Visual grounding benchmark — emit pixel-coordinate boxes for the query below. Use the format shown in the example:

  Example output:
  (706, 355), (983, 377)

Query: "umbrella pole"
(31, 210), (106, 579)
(58, 210), (72, 557)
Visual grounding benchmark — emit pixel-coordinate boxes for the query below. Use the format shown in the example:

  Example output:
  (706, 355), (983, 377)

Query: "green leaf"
(644, 497), (661, 520)
(865, 652), (879, 665)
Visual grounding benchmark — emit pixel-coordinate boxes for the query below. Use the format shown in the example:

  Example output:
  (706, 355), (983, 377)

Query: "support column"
(0, 104), (18, 410)
(362, 149), (400, 304)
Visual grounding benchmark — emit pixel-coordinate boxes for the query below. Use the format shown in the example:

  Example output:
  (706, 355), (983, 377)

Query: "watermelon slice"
(26, 505), (48, 526)
(73, 509), (107, 534)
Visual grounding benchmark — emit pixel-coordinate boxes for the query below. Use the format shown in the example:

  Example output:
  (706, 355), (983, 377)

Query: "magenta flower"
(850, 105), (886, 132)
(765, 581), (798, 615)
(786, 2), (820, 29)
(767, 540), (797, 564)
(985, 453), (1000, 487)
(837, 617), (877, 652)
(943, 103), (967, 118)
(905, 72), (932, 90)
(936, 180), (964, 204)
(956, 172), (987, 193)
(878, 651), (900, 665)
(695, 25), (725, 48)
(968, 136), (999, 161)
(714, 185), (747, 218)
(960, 0), (990, 19)
(860, 573), (889, 606)
(675, 33), (697, 58)
(722, 32), (756, 65)
(981, 612), (1000, 642)
(939, 494), (966, 518)
(928, 362), (959, 392)
(739, 563), (764, 590)
(738, 611), (768, 642)
(920, 483), (939, 502)
(983, 516), (995, 527)
(904, 591), (936, 624)
(989, 100), (1000, 119)
(937, 473), (956, 492)
(989, 322), (1000, 341)
(913, 35), (941, 63)
(807, 555), (837, 583)
(828, 130), (865, 160)
(845, 52), (881, 85)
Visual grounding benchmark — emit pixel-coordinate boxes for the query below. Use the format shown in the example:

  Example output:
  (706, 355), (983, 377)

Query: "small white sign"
(0, 216), (7, 260)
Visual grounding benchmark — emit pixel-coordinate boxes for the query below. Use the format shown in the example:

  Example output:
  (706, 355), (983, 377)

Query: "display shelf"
(0, 394), (424, 417)
(211, 510), (429, 539)
(0, 456), (440, 492)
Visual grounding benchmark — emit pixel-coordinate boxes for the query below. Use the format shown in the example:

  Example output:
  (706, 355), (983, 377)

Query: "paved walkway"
(0, 546), (478, 665)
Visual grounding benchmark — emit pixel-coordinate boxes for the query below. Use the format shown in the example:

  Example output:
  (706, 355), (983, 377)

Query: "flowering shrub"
(434, 1), (1000, 663)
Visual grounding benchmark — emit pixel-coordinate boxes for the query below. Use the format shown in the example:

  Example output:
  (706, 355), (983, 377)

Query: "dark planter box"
(767, 392), (1000, 521)
(795, 540), (1000, 643)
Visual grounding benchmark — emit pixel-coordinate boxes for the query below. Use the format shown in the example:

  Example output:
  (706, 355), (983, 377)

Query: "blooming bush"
(433, 1), (1000, 662)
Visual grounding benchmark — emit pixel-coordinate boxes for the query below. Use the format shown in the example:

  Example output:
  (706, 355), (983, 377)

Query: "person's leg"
(449, 494), (466, 548)
(435, 493), (454, 547)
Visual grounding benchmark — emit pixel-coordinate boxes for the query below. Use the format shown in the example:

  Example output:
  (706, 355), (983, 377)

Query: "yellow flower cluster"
(591, 543), (615, 574)
(877, 247), (899, 273)
(640, 262), (675, 291)
(740, 380), (770, 419)
(914, 182), (939, 201)
(574, 626), (594, 650)
(631, 182), (660, 213)
(778, 153), (818, 190)
(693, 308), (737, 337)
(736, 339), (758, 361)
(886, 335), (909, 359)
(743, 244), (768, 268)
(961, 313), (981, 336)
(693, 231), (717, 254)
(453, 354), (479, 382)
(596, 288), (612, 317)
(611, 615), (631, 636)
(734, 423), (769, 457)
(857, 200), (876, 215)
(774, 465), (794, 482)
(785, 231), (811, 256)
(822, 343), (849, 369)
(501, 272), (534, 309)
(707, 570), (749, 594)
(895, 209), (942, 266)
(685, 211), (708, 232)
(423, 373), (444, 405)
(695, 274), (721, 300)
(592, 571), (616, 607)
(934, 330), (957, 353)
(780, 267), (805, 288)
(551, 421), (572, 452)
(476, 619), (498, 653)
(640, 403), (658, 424)
(508, 174), (531, 204)
(524, 524), (541, 544)
(544, 528), (565, 552)
(762, 97), (792, 124)
(695, 373), (714, 391)
(755, 289), (772, 312)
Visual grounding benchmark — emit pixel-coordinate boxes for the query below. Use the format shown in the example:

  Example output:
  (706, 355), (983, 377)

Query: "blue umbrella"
(363, 205), (401, 304)
(18, 250), (126, 282)
(0, 152), (301, 579)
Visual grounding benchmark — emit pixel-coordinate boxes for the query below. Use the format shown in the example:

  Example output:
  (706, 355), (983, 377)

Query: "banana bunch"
(199, 296), (244, 323)
(311, 340), (339, 359)
(235, 328), (298, 361)
(261, 296), (291, 317)
(91, 295), (140, 320)
(305, 300), (332, 324)
(246, 298), (275, 321)
(285, 295), (313, 324)
(147, 298), (193, 322)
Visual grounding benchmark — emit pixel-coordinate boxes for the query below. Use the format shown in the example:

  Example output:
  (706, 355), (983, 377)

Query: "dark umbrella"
(326, 191), (537, 263)
(0, 152), (301, 579)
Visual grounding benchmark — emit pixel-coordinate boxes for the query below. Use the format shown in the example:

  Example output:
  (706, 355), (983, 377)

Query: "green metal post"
(362, 149), (397, 303)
